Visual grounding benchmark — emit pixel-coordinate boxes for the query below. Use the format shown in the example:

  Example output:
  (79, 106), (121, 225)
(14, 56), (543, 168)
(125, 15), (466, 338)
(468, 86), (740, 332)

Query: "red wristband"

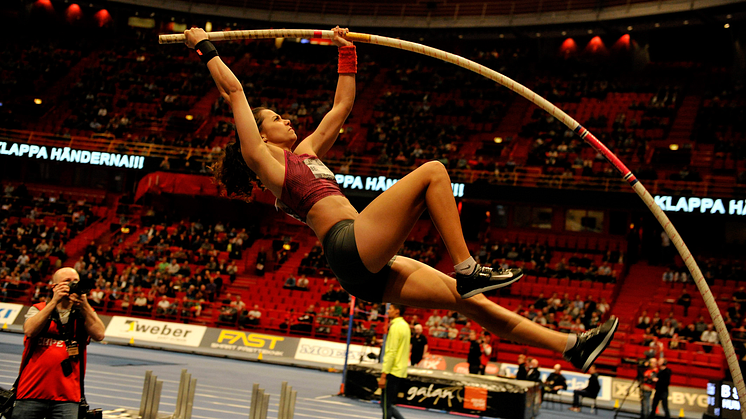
(338, 45), (357, 74)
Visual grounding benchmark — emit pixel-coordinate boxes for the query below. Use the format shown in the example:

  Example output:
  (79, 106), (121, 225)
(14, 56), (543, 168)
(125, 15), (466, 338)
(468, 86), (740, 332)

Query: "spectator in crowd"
(409, 315), (421, 328)
(296, 274), (309, 291)
(233, 294), (246, 314)
(428, 322), (447, 339)
(283, 274), (296, 290)
(458, 321), (473, 341)
(694, 316), (708, 334)
(241, 304), (262, 327)
(677, 289), (692, 317)
(681, 323), (699, 342)
(133, 292), (150, 313)
(659, 319), (676, 338)
(426, 311), (442, 328)
(647, 335), (665, 359)
(668, 333), (684, 350)
(255, 247), (266, 276)
(219, 295), (238, 323)
(650, 312), (663, 334)
(733, 287), (746, 304)
(701, 324), (719, 351)
(226, 260), (238, 283)
(156, 295), (174, 317)
(447, 324), (459, 340)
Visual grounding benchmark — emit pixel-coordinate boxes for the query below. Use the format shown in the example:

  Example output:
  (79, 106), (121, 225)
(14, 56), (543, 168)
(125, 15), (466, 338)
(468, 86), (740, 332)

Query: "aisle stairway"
(667, 95), (701, 146)
(613, 262), (667, 329)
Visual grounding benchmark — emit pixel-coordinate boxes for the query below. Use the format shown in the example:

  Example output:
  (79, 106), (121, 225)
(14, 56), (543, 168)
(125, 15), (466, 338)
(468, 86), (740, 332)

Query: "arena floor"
(1, 332), (620, 419)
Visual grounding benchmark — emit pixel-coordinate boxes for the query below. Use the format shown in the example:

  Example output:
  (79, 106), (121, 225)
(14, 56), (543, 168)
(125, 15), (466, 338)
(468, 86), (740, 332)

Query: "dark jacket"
(544, 372), (568, 392)
(656, 367), (672, 391)
(526, 368), (541, 383)
(584, 373), (601, 397)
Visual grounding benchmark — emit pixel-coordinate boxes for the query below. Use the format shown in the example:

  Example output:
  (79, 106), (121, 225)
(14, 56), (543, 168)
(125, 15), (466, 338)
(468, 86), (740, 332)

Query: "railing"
(3, 128), (745, 199)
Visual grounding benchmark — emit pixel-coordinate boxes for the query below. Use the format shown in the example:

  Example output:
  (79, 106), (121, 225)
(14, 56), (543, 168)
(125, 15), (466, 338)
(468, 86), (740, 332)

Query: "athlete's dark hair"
(391, 304), (407, 316)
(212, 107), (269, 199)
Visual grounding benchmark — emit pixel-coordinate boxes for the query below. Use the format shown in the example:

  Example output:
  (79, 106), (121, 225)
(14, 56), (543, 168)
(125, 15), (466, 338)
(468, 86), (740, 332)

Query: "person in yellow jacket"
(378, 304), (410, 419)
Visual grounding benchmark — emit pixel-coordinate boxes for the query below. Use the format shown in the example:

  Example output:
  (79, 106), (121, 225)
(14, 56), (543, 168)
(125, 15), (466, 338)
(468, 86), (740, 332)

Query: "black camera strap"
(50, 307), (89, 406)
(78, 335), (89, 412)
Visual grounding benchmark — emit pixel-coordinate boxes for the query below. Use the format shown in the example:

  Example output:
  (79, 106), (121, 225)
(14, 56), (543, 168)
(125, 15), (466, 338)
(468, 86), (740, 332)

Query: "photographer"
(641, 357), (658, 419)
(648, 359), (671, 418)
(14, 267), (105, 418)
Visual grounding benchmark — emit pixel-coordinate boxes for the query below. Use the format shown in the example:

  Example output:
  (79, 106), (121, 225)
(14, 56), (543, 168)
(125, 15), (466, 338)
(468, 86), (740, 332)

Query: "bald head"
(53, 267), (79, 285)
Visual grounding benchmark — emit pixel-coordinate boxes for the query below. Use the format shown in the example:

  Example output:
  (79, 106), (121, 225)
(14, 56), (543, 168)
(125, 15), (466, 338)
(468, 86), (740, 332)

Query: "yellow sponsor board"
(216, 330), (285, 349)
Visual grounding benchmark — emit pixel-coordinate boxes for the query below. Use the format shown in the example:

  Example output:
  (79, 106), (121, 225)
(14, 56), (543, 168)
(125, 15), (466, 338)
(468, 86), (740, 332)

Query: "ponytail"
(211, 107), (270, 200)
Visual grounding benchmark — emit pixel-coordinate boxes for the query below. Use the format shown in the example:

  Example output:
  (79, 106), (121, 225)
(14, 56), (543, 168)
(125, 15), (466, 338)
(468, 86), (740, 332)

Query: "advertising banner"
(345, 364), (541, 419)
(0, 303), (25, 325)
(105, 316), (206, 347)
(610, 377), (709, 416)
(201, 328), (299, 358)
(294, 338), (380, 365)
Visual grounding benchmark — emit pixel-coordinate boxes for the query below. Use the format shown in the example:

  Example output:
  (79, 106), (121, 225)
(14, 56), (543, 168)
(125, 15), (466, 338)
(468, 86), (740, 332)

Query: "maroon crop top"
(276, 150), (345, 223)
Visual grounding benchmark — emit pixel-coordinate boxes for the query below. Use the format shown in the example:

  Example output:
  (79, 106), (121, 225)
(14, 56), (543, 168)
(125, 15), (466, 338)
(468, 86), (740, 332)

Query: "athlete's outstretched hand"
(331, 26), (353, 47)
(184, 28), (209, 49)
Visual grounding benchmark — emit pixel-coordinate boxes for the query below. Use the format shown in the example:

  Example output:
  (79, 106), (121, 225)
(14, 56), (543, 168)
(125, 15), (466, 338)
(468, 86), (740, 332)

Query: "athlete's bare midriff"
(305, 195), (359, 243)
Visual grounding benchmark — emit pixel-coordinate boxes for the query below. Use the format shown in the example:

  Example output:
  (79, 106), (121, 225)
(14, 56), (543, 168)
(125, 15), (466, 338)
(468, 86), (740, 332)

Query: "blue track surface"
(0, 332), (615, 419)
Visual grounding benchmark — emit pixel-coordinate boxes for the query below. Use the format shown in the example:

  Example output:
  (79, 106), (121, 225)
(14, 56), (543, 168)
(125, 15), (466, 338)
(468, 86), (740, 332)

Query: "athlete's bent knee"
(421, 160), (450, 181)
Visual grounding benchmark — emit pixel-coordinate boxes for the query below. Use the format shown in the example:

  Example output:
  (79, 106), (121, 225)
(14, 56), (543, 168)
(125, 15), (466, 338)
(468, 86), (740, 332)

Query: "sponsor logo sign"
(453, 362), (499, 375)
(612, 379), (709, 413)
(416, 354), (447, 370)
(208, 329), (289, 356)
(0, 303), (23, 324)
(105, 317), (206, 347)
(294, 338), (380, 365)
(405, 383), (461, 408)
(463, 386), (487, 411)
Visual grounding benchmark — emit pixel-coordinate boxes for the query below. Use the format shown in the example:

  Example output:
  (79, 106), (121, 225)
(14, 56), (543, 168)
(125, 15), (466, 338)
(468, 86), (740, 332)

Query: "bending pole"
(159, 29), (745, 417)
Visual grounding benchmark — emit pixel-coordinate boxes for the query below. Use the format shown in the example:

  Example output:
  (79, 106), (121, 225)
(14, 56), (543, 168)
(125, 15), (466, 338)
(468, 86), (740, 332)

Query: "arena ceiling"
(109, 0), (744, 28)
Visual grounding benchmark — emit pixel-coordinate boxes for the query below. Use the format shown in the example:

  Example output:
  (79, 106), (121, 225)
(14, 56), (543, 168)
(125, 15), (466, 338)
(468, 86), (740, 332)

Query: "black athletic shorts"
(323, 219), (395, 303)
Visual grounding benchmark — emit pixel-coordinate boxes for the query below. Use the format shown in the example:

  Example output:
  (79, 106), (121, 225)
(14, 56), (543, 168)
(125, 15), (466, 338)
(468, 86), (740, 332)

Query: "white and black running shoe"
(456, 265), (523, 299)
(564, 318), (619, 373)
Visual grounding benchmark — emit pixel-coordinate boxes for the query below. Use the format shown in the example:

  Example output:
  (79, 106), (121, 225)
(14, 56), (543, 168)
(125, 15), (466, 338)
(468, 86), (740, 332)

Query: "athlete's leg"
(354, 161), (470, 272)
(382, 256), (568, 351)
(382, 257), (618, 371)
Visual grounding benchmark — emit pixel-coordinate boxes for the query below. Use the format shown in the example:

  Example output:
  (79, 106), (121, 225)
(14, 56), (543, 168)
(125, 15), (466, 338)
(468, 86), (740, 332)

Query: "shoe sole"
(580, 318), (619, 373)
(459, 271), (524, 299)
